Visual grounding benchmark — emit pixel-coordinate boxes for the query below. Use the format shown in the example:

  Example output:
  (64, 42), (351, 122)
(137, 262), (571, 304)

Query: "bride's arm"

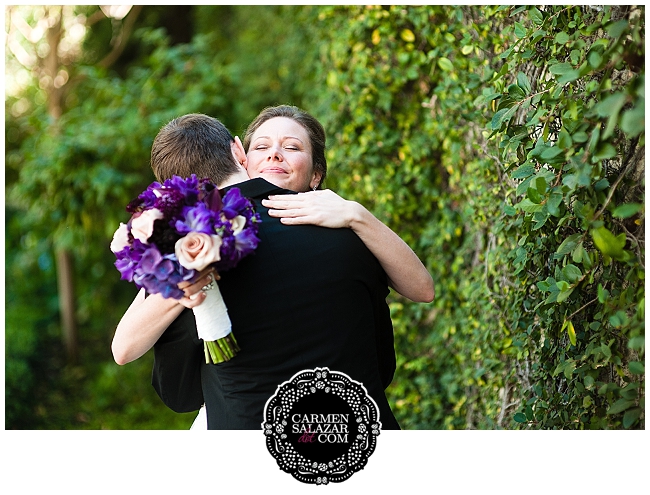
(262, 190), (434, 303)
(111, 271), (215, 365)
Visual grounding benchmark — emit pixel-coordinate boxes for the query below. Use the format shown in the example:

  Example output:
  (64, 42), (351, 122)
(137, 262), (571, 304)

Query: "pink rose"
(110, 223), (130, 253)
(130, 209), (164, 243)
(175, 232), (222, 271)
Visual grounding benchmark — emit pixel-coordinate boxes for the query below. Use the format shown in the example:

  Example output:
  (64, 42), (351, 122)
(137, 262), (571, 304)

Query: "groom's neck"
(218, 168), (250, 188)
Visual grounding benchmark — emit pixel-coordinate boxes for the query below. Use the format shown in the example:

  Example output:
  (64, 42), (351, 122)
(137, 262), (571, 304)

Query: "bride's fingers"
(178, 291), (206, 308)
(178, 270), (219, 294)
(266, 208), (307, 218)
(262, 200), (299, 210)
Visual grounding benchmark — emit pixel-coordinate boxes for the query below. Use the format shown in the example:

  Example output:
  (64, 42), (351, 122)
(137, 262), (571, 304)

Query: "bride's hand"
(262, 190), (362, 229)
(177, 268), (220, 309)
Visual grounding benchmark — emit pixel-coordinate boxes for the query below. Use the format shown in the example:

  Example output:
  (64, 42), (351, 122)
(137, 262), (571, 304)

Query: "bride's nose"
(268, 145), (283, 161)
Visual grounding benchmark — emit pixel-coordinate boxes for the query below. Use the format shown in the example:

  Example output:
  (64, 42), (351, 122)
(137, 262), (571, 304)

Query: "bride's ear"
(232, 136), (248, 169)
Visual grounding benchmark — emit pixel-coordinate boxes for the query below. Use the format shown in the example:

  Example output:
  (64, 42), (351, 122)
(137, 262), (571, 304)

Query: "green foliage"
(484, 5), (645, 429)
(5, 6), (322, 429)
(313, 5), (644, 429)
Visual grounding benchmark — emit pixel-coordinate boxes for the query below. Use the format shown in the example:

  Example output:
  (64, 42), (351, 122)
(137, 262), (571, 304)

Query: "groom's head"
(151, 113), (246, 185)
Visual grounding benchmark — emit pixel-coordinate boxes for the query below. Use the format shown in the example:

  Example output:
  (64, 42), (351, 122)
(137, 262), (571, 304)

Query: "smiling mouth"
(261, 167), (288, 174)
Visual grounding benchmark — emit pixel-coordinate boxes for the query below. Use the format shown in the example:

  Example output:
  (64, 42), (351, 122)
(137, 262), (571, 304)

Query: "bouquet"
(110, 174), (261, 364)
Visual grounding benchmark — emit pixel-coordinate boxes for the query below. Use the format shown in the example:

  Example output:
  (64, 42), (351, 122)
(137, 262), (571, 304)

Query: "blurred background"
(5, 5), (644, 430)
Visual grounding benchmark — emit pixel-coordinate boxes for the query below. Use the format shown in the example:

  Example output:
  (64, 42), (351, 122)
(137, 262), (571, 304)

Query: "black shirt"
(152, 178), (398, 429)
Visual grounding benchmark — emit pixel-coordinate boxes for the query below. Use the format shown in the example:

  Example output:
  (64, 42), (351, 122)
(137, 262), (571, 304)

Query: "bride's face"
(246, 117), (321, 192)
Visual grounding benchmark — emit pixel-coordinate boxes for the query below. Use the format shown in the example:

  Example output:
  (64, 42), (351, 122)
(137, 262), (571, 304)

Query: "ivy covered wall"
(312, 5), (644, 429)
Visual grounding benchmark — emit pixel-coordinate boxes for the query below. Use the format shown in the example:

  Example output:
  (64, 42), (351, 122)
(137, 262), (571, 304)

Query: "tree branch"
(97, 5), (144, 69)
(593, 137), (641, 222)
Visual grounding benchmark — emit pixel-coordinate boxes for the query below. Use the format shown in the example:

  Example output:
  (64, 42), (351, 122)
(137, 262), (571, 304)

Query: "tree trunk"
(45, 7), (78, 362)
(56, 249), (78, 362)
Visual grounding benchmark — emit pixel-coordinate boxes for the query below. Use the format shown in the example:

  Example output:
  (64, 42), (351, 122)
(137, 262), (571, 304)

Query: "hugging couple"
(111, 105), (434, 430)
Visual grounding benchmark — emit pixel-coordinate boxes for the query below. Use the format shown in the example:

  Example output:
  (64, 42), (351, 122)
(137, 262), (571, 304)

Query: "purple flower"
(163, 175), (199, 204)
(133, 249), (195, 299)
(203, 186), (223, 213)
(114, 239), (147, 282)
(174, 203), (216, 235)
(221, 188), (250, 219)
(139, 245), (165, 275)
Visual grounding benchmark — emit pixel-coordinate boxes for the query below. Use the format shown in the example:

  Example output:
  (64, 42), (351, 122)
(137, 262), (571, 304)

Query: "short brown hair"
(243, 105), (327, 188)
(151, 114), (240, 184)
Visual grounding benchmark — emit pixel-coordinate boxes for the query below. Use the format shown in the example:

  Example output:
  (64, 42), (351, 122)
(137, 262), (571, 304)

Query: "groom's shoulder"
(222, 178), (294, 200)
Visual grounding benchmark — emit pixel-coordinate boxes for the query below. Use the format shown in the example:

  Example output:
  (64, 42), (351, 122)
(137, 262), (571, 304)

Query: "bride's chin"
(260, 175), (291, 189)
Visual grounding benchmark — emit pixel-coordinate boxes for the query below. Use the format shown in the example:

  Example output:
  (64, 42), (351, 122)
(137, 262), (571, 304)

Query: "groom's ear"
(232, 136), (248, 170)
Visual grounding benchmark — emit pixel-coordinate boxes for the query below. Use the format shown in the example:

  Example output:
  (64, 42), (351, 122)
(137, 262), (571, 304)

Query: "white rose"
(110, 223), (130, 253)
(175, 232), (222, 271)
(130, 209), (164, 243)
(230, 215), (247, 235)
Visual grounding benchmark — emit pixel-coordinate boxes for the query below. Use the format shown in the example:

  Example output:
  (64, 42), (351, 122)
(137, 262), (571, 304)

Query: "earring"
(312, 184), (318, 191)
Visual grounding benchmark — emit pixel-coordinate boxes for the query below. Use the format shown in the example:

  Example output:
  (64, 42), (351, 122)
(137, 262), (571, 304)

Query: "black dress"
(152, 178), (399, 430)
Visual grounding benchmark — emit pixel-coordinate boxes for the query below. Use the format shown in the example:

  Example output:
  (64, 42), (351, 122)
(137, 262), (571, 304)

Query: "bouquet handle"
(192, 280), (240, 364)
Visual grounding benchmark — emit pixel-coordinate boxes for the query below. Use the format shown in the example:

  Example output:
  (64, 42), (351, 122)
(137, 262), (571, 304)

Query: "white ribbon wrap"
(192, 283), (232, 341)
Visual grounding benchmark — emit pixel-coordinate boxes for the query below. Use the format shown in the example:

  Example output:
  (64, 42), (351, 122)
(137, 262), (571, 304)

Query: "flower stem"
(204, 332), (241, 364)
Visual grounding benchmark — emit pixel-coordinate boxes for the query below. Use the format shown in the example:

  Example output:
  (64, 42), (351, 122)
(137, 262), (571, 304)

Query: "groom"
(149, 113), (399, 429)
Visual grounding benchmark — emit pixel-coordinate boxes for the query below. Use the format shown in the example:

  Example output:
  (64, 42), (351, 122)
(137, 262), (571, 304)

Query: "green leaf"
(597, 283), (609, 303)
(556, 287), (574, 303)
(606, 399), (635, 415)
(514, 22), (527, 38)
(628, 361), (645, 374)
(592, 93), (627, 117)
(517, 72), (532, 93)
(511, 163), (535, 179)
(554, 31), (570, 44)
(563, 264), (583, 283)
(461, 44), (474, 55)
(612, 203), (643, 219)
(535, 176), (547, 194)
(591, 226), (626, 259)
(529, 7), (544, 25)
(516, 175), (535, 196)
(563, 359), (576, 379)
(557, 70), (581, 85)
(628, 336), (645, 351)
(527, 186), (541, 204)
(549, 62), (574, 75)
(593, 143), (617, 161)
(554, 233), (581, 259)
(504, 204), (517, 216)
(508, 84), (526, 100)
(400, 29), (416, 42)
(600, 345), (612, 359)
(623, 408), (642, 428)
(513, 412), (527, 423)
(588, 51), (603, 69)
(490, 105), (517, 130)
(566, 321), (577, 346)
(437, 57), (454, 72)
(606, 19), (628, 39)
(556, 281), (570, 291)
(547, 191), (563, 217)
(572, 131), (589, 143)
(518, 198), (544, 213)
(620, 104), (645, 137)
(540, 146), (563, 160)
(558, 130), (573, 149)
